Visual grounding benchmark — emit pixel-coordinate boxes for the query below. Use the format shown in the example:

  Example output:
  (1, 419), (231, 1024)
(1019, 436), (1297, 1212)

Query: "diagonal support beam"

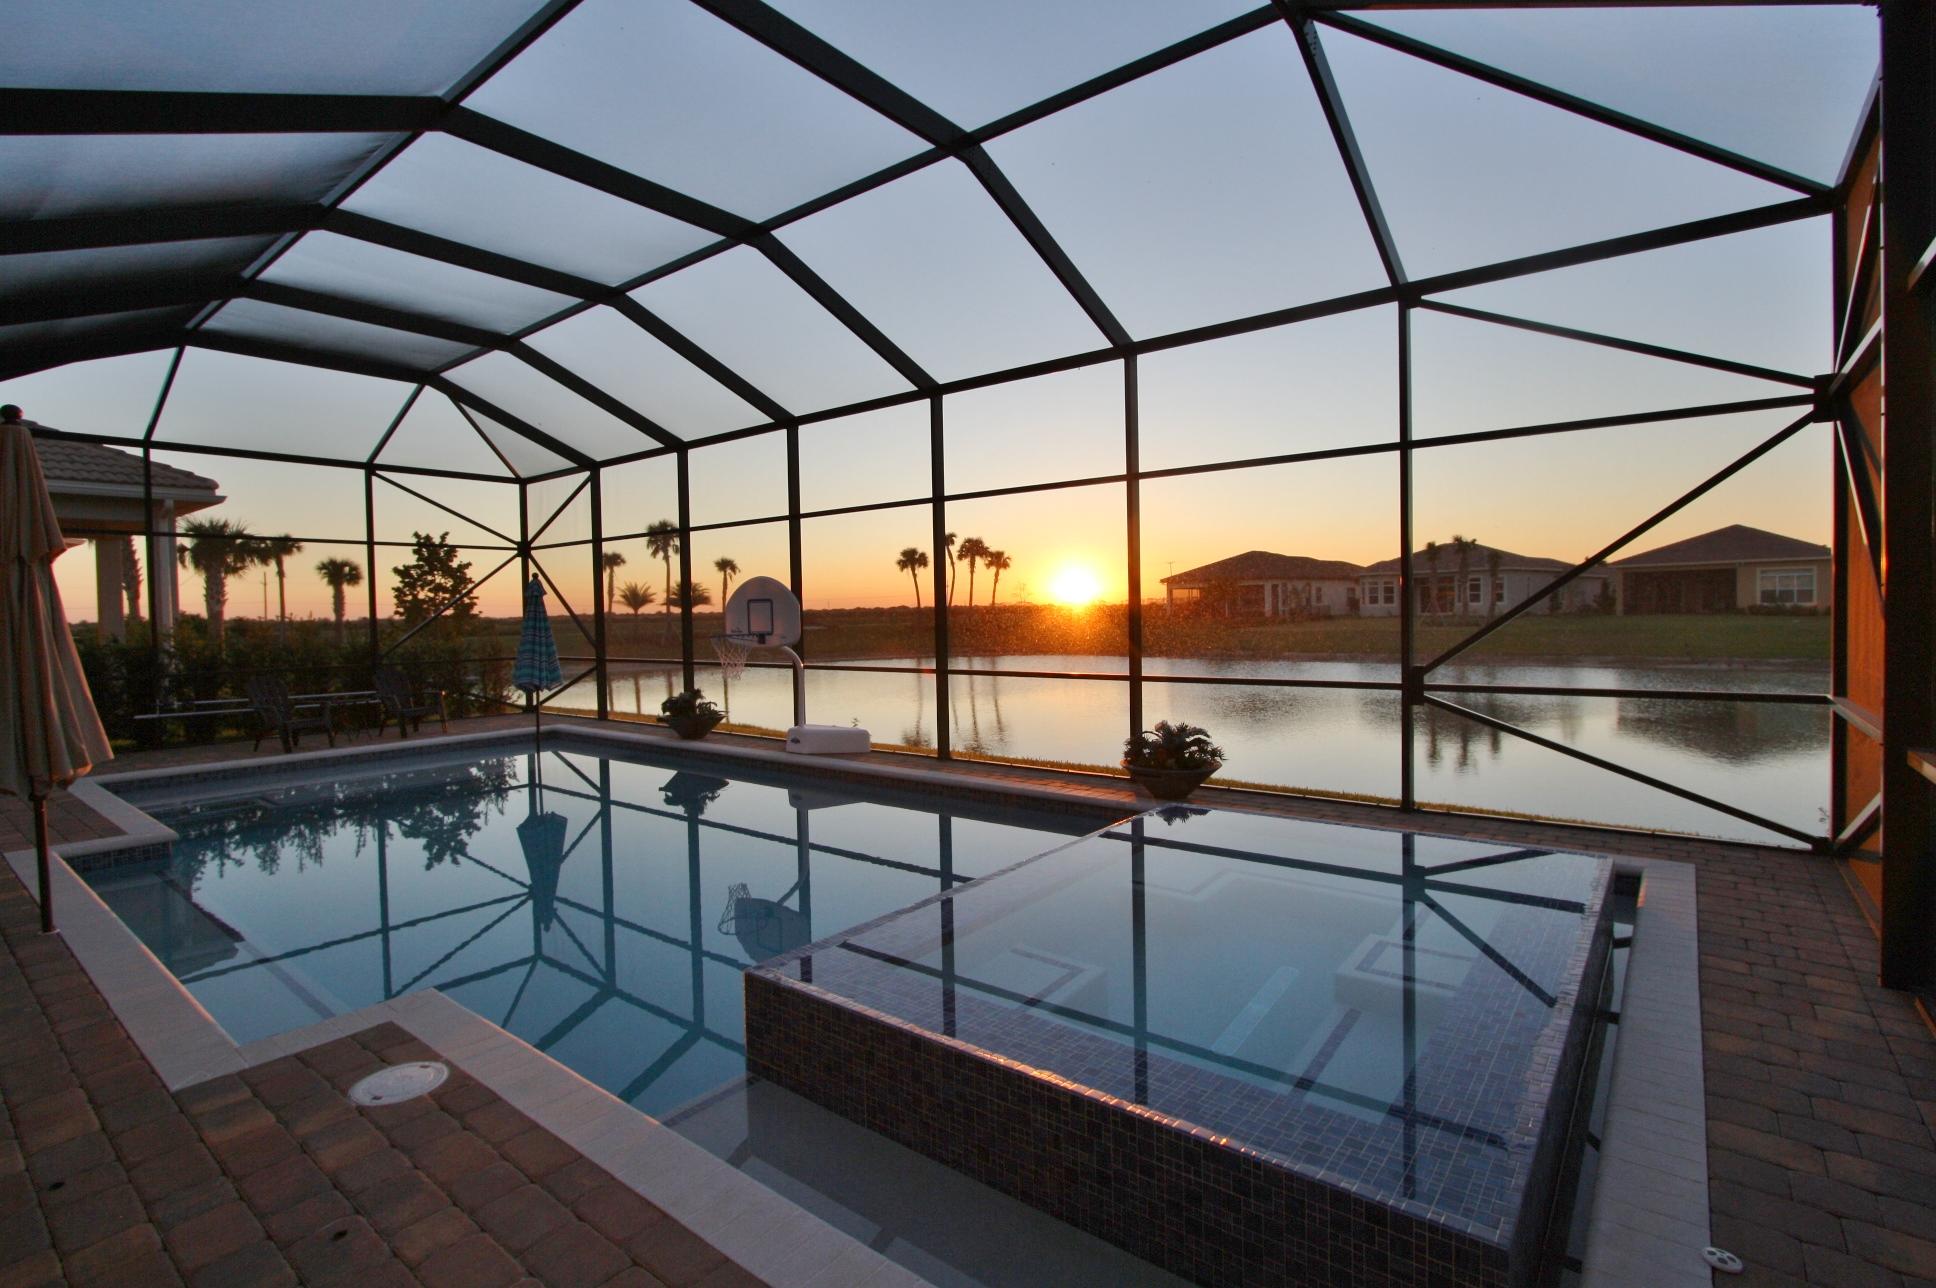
(1312, 11), (1830, 198)
(753, 233), (934, 389)
(1280, 6), (1407, 287)
(1422, 410), (1816, 673)
(1421, 694), (1819, 848)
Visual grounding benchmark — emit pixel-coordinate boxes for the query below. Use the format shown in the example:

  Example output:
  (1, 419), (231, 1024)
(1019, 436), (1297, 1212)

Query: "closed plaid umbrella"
(512, 574), (561, 774)
(1, 413), (113, 933)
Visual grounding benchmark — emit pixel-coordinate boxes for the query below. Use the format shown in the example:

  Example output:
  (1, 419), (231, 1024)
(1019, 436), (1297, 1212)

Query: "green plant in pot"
(660, 688), (724, 740)
(1122, 721), (1224, 800)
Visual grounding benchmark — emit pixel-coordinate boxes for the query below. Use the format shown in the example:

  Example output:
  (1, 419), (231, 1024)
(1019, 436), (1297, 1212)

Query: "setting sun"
(1046, 563), (1103, 608)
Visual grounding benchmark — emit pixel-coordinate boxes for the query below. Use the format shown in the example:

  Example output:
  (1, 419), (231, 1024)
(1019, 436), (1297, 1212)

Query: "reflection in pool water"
(97, 742), (1110, 1118)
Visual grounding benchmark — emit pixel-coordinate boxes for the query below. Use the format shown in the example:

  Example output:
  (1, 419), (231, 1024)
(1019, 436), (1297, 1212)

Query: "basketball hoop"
(711, 631), (760, 680)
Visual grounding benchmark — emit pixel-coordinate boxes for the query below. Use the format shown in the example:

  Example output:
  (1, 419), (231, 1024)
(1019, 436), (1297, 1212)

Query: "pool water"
(94, 739), (1113, 1119)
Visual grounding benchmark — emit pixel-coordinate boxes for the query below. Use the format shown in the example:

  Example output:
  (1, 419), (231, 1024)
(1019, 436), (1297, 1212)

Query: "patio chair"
(245, 675), (336, 754)
(375, 666), (448, 739)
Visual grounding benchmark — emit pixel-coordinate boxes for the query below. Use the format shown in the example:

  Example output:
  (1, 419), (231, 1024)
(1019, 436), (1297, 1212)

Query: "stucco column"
(94, 538), (126, 640)
(150, 500), (178, 639)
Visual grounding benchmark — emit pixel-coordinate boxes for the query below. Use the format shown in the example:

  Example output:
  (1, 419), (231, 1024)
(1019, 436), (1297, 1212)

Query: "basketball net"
(711, 631), (759, 680)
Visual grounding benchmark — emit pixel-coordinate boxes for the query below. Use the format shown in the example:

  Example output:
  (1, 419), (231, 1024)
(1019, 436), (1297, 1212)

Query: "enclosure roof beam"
(0, 203), (322, 255)
(0, 328), (188, 382)
(241, 280), (508, 351)
(428, 375), (596, 469)
(184, 330), (436, 385)
(690, 0), (1132, 350)
(1, 276), (237, 326)
(0, 87), (441, 135)
(443, 109), (757, 241)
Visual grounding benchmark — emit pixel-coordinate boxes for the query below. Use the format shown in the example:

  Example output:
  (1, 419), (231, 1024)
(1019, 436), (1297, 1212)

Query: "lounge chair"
(245, 675), (336, 753)
(375, 667), (448, 739)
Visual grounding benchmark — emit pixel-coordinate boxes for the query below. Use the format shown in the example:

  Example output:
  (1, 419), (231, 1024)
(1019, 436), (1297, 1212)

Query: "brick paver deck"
(5, 718), (1936, 1285)
(0, 865), (762, 1287)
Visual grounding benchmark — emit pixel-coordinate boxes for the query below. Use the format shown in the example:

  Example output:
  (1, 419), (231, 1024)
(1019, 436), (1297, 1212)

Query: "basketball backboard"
(722, 575), (802, 648)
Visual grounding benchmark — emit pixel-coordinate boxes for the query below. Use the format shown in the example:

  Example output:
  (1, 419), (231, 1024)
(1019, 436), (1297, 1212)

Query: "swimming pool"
(91, 736), (1115, 1119)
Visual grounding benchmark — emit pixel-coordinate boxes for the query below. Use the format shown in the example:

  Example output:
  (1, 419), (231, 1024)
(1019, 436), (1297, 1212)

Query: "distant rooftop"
(1162, 550), (1365, 586)
(1362, 541), (1575, 576)
(1613, 524), (1830, 568)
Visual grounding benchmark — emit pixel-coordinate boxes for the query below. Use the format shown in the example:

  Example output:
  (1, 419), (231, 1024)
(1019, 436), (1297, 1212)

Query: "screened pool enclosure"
(4, 3), (1927, 911)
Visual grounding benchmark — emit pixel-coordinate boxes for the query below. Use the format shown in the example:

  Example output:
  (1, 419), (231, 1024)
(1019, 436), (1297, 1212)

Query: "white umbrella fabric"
(1, 414), (113, 932)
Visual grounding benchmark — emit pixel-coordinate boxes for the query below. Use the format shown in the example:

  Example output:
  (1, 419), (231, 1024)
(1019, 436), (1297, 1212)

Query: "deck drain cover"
(349, 1061), (448, 1107)
(1704, 1247), (1744, 1275)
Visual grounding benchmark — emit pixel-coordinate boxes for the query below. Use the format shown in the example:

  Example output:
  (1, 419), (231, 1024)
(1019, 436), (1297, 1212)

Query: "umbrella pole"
(30, 789), (53, 934)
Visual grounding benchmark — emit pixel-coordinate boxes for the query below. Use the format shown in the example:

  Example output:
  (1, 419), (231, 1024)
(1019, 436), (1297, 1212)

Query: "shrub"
(1123, 721), (1224, 772)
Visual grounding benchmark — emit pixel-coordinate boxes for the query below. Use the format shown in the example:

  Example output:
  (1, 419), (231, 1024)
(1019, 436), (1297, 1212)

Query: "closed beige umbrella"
(1, 408), (113, 933)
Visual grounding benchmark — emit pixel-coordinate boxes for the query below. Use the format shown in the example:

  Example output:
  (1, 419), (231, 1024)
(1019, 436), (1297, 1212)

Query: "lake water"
(562, 655), (1829, 848)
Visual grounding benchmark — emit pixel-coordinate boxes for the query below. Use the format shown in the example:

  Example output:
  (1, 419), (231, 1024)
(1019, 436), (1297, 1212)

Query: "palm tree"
(178, 519), (257, 649)
(1421, 540), (1441, 616)
(617, 581), (655, 615)
(943, 531), (958, 606)
(314, 558), (363, 645)
(645, 520), (679, 619)
(714, 556), (739, 609)
(895, 547), (928, 609)
(668, 580), (712, 610)
(983, 549), (1011, 606)
(121, 535), (142, 624)
(259, 535), (303, 640)
(600, 550), (626, 615)
(1451, 535), (1476, 617)
(957, 537), (989, 607)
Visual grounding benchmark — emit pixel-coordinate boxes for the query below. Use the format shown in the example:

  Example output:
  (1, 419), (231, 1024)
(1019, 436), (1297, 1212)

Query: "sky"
(7, 2), (1877, 626)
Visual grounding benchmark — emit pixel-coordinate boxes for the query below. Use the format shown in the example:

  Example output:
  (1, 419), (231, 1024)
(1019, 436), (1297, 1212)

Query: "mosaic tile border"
(746, 828), (1613, 1288)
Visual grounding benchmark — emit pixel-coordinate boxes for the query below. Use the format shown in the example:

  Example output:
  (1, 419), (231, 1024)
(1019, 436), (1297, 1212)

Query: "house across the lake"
(1611, 524), (1831, 614)
(1358, 541), (1611, 617)
(1161, 550), (1365, 617)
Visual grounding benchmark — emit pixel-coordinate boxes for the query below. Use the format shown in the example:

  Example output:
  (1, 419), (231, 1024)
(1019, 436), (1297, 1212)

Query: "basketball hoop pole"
(779, 646), (806, 727)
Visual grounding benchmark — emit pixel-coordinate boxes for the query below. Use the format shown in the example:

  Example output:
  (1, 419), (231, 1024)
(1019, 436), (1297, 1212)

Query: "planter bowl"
(664, 711), (723, 740)
(1123, 762), (1220, 801)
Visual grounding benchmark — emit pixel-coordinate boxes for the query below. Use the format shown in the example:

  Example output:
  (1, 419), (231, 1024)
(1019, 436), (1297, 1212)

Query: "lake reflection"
(558, 655), (1829, 847)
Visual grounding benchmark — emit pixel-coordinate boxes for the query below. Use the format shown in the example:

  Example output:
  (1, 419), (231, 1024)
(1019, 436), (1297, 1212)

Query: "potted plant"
(660, 688), (724, 740)
(1122, 721), (1224, 801)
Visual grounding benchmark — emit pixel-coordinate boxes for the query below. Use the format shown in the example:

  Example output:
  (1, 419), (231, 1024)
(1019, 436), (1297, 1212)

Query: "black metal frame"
(7, 0), (1902, 860)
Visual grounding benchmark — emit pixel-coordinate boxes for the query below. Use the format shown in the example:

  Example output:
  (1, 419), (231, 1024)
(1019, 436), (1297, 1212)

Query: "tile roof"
(1161, 550), (1365, 585)
(30, 430), (221, 495)
(1361, 541), (1580, 576)
(1612, 524), (1830, 567)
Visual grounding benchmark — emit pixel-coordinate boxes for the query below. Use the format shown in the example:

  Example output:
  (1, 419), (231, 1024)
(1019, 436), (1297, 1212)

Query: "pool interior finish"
(749, 808), (1613, 1286)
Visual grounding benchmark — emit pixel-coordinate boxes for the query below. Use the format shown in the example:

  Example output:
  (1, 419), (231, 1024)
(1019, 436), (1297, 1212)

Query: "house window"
(1758, 568), (1816, 606)
(1467, 577), (1481, 604)
(1493, 577), (1506, 604)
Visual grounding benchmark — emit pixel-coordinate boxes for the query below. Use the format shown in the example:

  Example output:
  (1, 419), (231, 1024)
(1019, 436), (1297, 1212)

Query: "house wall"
(1357, 571), (1607, 618)
(1613, 558), (1831, 614)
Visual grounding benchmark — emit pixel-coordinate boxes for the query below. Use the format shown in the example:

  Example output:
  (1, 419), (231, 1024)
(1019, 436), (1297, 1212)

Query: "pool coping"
(13, 722), (1707, 1287)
